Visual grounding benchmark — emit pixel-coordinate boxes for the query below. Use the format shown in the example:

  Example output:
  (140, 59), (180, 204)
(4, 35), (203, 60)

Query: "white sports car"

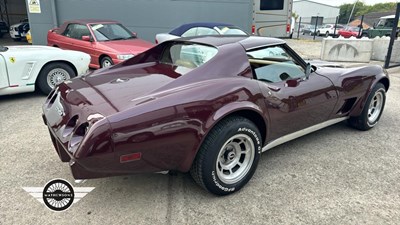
(0, 45), (90, 96)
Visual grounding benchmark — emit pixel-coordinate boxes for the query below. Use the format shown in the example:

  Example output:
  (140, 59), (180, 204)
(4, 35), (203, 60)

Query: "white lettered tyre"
(190, 116), (262, 195)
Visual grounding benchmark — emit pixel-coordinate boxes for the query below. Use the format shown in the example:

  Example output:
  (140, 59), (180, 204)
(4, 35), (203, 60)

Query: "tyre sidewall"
(364, 84), (386, 128)
(202, 119), (262, 195)
(101, 56), (113, 68)
(37, 63), (75, 95)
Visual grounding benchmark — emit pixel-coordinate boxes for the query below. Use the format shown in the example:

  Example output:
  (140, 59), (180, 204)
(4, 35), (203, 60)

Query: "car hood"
(0, 45), (63, 57)
(99, 38), (154, 54)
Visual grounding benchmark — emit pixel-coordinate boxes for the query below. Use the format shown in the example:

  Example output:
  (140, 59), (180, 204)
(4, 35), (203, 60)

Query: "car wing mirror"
(305, 63), (312, 80)
(82, 35), (91, 41)
(286, 79), (300, 87)
(132, 32), (137, 38)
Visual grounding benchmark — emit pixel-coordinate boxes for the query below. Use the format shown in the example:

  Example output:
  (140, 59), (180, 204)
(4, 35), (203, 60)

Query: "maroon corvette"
(42, 36), (389, 195)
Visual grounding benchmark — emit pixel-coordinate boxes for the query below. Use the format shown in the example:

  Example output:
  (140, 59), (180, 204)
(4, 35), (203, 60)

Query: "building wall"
(293, 0), (339, 24)
(26, 0), (253, 45)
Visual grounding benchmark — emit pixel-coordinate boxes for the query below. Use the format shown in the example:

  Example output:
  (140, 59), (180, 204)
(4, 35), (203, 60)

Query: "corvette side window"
(247, 46), (305, 83)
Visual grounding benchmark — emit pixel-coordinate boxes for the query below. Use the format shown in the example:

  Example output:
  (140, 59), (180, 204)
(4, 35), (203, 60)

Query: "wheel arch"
(35, 60), (77, 87)
(99, 54), (111, 65)
(178, 103), (268, 172)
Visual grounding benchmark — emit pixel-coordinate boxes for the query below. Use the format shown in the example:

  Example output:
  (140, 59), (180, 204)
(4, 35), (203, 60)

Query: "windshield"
(216, 26), (247, 35)
(90, 23), (135, 41)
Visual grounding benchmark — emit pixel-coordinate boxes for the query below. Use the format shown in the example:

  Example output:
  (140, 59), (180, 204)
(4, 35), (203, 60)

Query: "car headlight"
(117, 54), (134, 60)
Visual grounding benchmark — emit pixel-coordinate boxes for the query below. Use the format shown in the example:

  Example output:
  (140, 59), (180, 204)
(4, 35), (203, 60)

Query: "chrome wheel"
(46, 68), (71, 89)
(216, 134), (255, 184)
(367, 91), (384, 124)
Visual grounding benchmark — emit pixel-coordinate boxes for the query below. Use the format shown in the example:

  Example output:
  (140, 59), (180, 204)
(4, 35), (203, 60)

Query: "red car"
(338, 26), (361, 38)
(47, 19), (154, 69)
(43, 36), (389, 195)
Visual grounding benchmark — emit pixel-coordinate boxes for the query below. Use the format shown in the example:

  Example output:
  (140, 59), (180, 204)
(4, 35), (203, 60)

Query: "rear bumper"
(44, 114), (167, 179)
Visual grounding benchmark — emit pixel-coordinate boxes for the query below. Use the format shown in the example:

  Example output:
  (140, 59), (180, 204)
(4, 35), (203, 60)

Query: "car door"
(63, 23), (96, 64)
(247, 44), (338, 141)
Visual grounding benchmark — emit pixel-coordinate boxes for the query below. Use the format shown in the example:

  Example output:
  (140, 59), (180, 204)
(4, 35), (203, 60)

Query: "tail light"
(286, 24), (290, 33)
(251, 25), (255, 35)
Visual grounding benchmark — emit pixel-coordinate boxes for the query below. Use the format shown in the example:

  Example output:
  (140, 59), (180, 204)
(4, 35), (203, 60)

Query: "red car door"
(59, 23), (97, 65)
(247, 45), (338, 141)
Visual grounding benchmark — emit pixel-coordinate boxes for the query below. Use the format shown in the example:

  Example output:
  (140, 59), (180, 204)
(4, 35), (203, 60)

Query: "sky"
(307, 0), (399, 6)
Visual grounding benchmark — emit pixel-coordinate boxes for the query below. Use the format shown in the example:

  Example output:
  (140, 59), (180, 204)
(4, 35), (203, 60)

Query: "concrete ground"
(0, 39), (400, 225)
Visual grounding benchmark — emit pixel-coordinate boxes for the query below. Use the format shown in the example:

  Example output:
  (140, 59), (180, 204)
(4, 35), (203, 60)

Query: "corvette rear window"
(160, 43), (218, 72)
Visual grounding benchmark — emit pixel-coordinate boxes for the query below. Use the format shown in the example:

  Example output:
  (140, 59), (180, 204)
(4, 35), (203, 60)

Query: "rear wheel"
(348, 83), (386, 131)
(37, 62), (76, 95)
(316, 31), (320, 36)
(190, 116), (262, 195)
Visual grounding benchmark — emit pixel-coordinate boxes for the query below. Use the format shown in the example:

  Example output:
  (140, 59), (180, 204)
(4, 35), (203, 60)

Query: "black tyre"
(12, 38), (21, 42)
(325, 31), (330, 37)
(316, 31), (320, 36)
(190, 116), (262, 195)
(100, 56), (113, 68)
(37, 62), (76, 95)
(348, 83), (386, 131)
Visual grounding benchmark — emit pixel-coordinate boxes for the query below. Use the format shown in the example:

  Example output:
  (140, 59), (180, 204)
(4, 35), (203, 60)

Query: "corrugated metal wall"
(27, 0), (253, 45)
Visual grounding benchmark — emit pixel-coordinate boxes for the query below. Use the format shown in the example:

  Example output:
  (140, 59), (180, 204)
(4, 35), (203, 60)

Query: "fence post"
(384, 3), (400, 68)
(357, 15), (364, 38)
(313, 16), (319, 40)
(297, 17), (302, 39)
(333, 16), (338, 37)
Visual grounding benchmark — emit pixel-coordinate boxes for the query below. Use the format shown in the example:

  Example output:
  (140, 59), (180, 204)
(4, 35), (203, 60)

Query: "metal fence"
(295, 16), (340, 40)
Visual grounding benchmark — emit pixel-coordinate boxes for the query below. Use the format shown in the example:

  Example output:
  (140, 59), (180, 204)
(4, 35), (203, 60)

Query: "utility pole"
(347, 0), (359, 25)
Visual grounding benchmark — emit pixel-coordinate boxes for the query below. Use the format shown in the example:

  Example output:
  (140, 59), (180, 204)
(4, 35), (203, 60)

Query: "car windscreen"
(90, 23), (135, 41)
(215, 26), (247, 35)
(160, 43), (218, 74)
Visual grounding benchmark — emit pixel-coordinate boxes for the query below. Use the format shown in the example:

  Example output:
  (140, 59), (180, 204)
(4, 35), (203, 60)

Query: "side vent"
(21, 62), (35, 80)
(337, 97), (357, 114)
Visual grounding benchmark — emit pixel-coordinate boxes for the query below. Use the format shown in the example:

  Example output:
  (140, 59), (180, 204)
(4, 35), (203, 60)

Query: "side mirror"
(82, 36), (91, 41)
(305, 63), (312, 80)
(132, 32), (137, 38)
(286, 79), (300, 87)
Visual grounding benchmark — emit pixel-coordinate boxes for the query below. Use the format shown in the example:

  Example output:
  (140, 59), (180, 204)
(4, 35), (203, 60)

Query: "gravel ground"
(0, 39), (399, 225)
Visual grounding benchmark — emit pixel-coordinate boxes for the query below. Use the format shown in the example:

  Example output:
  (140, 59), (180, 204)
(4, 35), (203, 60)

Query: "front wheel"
(100, 56), (113, 68)
(37, 62), (76, 94)
(348, 83), (386, 131)
(325, 31), (330, 37)
(190, 116), (262, 195)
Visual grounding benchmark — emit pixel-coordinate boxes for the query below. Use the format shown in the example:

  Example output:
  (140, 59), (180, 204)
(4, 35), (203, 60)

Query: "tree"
(339, 2), (397, 24)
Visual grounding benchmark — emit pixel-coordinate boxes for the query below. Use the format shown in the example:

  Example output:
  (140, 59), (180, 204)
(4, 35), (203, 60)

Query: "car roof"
(64, 19), (119, 25)
(177, 35), (286, 50)
(169, 22), (235, 36)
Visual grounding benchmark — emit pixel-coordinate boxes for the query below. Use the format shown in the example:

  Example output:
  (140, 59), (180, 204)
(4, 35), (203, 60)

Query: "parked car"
(317, 24), (345, 37)
(42, 36), (389, 196)
(0, 20), (9, 38)
(0, 45), (90, 96)
(155, 22), (248, 44)
(361, 15), (400, 38)
(338, 26), (361, 38)
(47, 19), (154, 69)
(9, 18), (29, 41)
(302, 24), (318, 35)
(26, 30), (32, 44)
